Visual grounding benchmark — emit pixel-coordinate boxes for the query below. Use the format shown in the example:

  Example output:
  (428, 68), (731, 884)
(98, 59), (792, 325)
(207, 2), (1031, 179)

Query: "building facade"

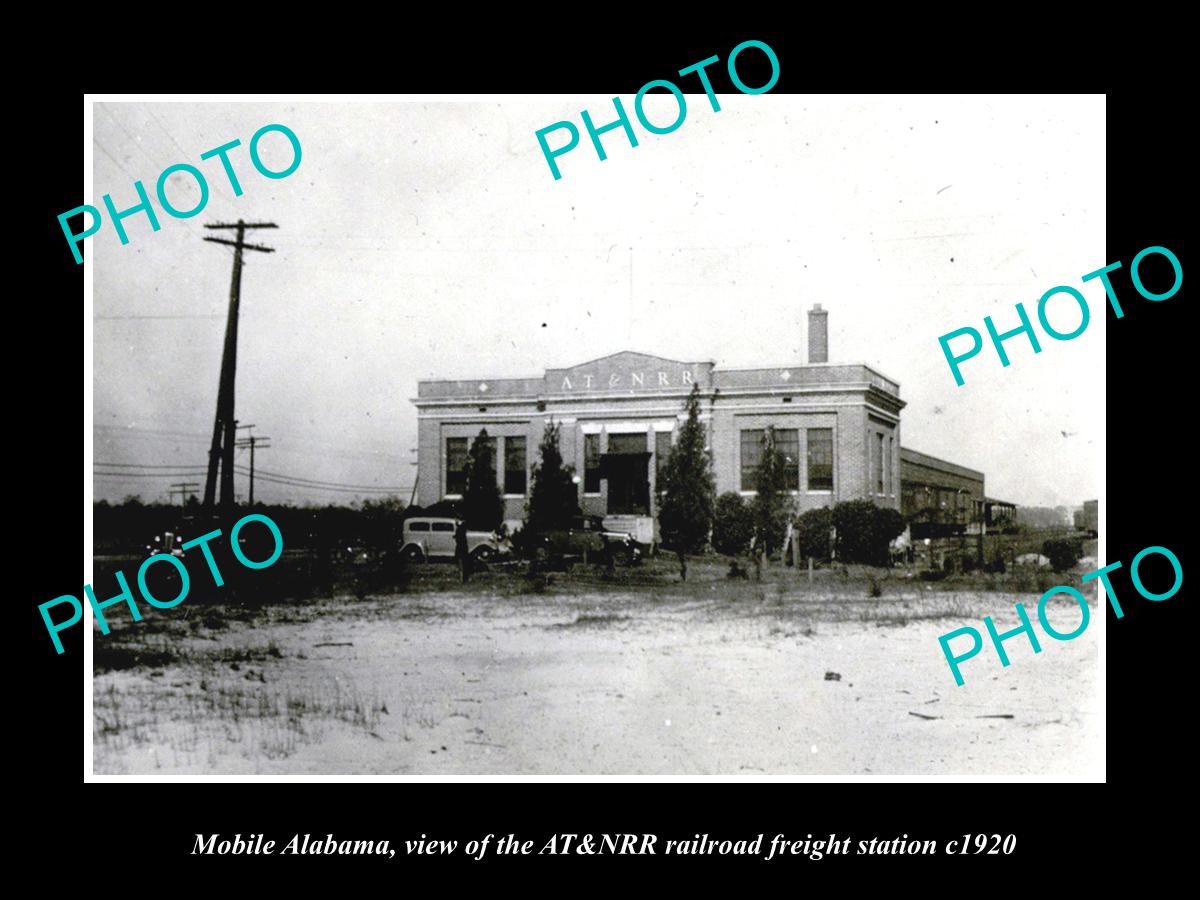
(413, 306), (908, 532)
(900, 447), (985, 537)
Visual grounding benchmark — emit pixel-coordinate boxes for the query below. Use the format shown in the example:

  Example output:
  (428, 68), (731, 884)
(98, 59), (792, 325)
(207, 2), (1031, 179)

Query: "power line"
(94, 471), (208, 478)
(231, 471), (409, 496)
(241, 465), (407, 491)
(142, 104), (238, 206)
(95, 424), (211, 438)
(96, 314), (223, 321)
(94, 465), (207, 472)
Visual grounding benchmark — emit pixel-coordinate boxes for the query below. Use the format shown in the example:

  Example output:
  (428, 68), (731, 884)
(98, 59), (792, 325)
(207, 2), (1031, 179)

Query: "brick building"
(413, 306), (914, 539)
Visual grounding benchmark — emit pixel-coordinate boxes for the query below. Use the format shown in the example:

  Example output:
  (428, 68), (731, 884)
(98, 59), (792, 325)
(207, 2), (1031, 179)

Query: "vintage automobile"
(144, 530), (187, 559)
(534, 515), (641, 566)
(398, 517), (508, 562)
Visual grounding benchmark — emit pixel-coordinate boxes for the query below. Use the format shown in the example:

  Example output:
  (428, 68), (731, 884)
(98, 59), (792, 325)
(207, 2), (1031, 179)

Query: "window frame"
(806, 427), (834, 493)
(504, 435), (527, 497)
(740, 428), (765, 492)
(445, 436), (468, 497)
(584, 432), (602, 495)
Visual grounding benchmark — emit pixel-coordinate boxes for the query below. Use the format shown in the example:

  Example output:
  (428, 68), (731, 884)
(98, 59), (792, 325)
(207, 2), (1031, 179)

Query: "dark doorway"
(601, 452), (651, 515)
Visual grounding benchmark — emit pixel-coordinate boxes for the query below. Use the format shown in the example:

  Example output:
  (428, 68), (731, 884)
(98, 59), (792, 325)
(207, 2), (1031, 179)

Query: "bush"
(832, 501), (906, 566)
(658, 384), (716, 570)
(795, 507), (833, 561)
(508, 525), (537, 561)
(750, 430), (792, 559)
(1042, 538), (1081, 573)
(712, 492), (754, 557)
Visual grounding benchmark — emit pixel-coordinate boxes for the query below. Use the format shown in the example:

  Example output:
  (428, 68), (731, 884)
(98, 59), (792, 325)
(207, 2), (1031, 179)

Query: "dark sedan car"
(536, 515), (641, 566)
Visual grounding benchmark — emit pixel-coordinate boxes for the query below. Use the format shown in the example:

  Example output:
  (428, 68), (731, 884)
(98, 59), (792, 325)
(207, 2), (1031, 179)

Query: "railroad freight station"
(412, 305), (1013, 544)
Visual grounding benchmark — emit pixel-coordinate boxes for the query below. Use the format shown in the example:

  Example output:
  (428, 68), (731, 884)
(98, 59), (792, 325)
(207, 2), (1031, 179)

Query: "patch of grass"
(94, 642), (181, 673)
(93, 677), (389, 768)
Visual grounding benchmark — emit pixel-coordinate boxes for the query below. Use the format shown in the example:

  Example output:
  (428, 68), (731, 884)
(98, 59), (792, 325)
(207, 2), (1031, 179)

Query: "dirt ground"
(91, 562), (1102, 776)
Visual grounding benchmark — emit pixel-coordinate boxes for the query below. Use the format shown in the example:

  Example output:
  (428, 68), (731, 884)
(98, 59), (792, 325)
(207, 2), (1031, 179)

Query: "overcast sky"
(90, 95), (1104, 508)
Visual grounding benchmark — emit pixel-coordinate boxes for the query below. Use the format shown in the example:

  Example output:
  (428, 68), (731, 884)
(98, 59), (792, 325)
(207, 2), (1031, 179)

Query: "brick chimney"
(808, 303), (828, 363)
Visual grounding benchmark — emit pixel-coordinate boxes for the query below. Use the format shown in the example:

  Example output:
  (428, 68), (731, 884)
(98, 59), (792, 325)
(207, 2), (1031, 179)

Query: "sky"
(90, 95), (1104, 508)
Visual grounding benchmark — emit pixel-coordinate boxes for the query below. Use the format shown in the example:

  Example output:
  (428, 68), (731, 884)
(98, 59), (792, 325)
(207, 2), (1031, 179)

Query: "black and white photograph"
(85, 93), (1105, 778)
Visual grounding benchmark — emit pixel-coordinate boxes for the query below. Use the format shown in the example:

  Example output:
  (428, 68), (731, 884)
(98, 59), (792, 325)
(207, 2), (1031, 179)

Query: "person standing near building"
(455, 519), (471, 583)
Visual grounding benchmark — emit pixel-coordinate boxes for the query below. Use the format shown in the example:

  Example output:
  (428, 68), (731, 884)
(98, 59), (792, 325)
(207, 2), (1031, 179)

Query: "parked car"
(144, 531), (186, 558)
(399, 517), (507, 562)
(535, 515), (641, 566)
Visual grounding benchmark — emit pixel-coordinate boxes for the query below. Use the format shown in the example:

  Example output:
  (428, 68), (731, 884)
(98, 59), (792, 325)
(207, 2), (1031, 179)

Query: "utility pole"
(409, 450), (419, 507)
(201, 220), (277, 513)
(235, 425), (271, 507)
(169, 482), (200, 508)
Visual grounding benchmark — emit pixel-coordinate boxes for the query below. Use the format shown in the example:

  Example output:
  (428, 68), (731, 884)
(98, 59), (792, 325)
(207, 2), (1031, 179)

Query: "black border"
(27, 26), (1185, 880)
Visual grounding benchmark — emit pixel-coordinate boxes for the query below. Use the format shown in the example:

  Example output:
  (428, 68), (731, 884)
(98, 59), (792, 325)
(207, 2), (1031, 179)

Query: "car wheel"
(401, 544), (425, 562)
(471, 546), (494, 563)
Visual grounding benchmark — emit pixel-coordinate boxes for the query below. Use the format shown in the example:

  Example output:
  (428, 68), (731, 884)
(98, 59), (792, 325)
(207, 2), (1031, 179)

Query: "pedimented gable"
(545, 351), (713, 394)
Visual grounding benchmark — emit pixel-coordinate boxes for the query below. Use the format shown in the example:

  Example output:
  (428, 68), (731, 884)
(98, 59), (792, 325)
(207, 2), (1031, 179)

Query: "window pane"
(885, 435), (893, 494)
(607, 432), (646, 454)
(505, 436), (527, 495)
(431, 522), (455, 532)
(874, 433), (884, 494)
(584, 433), (601, 493)
(776, 428), (799, 491)
(807, 428), (833, 491)
(446, 437), (467, 495)
(410, 521), (429, 532)
(655, 431), (672, 481)
(741, 429), (764, 491)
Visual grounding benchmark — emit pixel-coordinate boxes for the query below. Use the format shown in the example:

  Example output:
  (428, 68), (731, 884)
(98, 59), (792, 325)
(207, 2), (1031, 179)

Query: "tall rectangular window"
(874, 433), (885, 494)
(807, 428), (833, 491)
(584, 433), (601, 493)
(504, 436), (527, 496)
(740, 429), (764, 491)
(775, 428), (800, 491)
(445, 437), (468, 496)
(885, 435), (893, 494)
(655, 430), (672, 481)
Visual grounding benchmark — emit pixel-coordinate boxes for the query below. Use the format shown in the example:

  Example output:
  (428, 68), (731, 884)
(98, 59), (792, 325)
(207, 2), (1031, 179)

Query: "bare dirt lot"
(92, 560), (1101, 776)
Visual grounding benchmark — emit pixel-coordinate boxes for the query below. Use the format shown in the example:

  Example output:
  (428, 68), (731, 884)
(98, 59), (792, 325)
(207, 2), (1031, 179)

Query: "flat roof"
(900, 447), (985, 482)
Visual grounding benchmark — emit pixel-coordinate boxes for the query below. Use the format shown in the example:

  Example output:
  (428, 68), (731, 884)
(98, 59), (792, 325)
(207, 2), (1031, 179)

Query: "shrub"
(750, 428), (792, 559)
(1042, 538), (1081, 573)
(832, 501), (906, 566)
(463, 429), (504, 531)
(508, 525), (536, 561)
(658, 384), (716, 580)
(526, 421), (579, 535)
(795, 507), (833, 561)
(712, 492), (754, 557)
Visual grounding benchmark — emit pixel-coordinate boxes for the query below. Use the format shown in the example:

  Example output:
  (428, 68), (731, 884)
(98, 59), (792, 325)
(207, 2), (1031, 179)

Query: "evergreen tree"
(462, 429), (503, 531)
(526, 420), (579, 535)
(657, 383), (716, 581)
(751, 426), (791, 577)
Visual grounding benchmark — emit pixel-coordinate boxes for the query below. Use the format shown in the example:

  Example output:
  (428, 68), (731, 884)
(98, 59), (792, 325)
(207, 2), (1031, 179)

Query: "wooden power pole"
(235, 425), (271, 507)
(201, 220), (276, 512)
